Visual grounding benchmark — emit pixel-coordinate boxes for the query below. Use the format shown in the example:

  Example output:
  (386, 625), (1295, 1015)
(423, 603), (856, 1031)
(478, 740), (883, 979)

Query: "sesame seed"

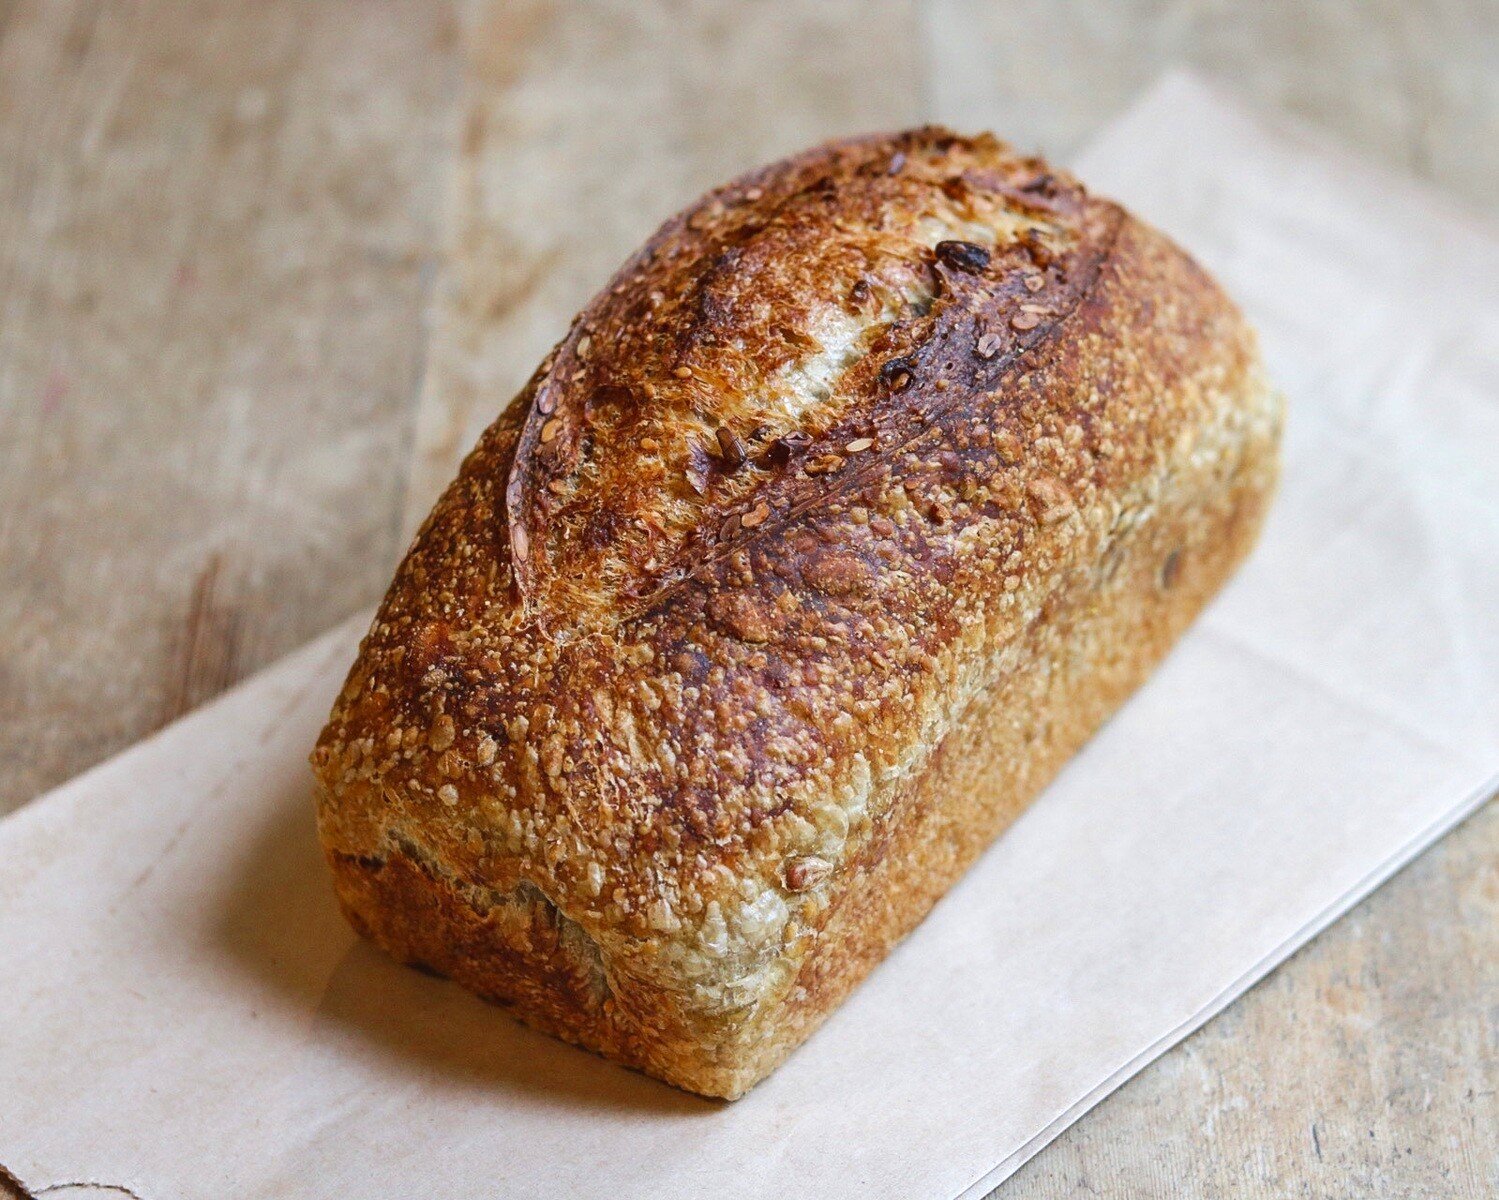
(513, 526), (529, 561)
(673, 365), (693, 379)
(977, 332), (1004, 358)
(536, 391), (556, 415)
(845, 437), (874, 453)
(1011, 311), (1041, 331)
(1024, 274), (1045, 292)
(540, 418), (562, 443)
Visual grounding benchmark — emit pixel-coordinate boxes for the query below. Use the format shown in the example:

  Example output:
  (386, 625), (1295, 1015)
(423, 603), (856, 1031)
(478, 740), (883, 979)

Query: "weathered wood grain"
(994, 802), (1498, 1199)
(0, 2), (1493, 1197)
(0, 0), (462, 811)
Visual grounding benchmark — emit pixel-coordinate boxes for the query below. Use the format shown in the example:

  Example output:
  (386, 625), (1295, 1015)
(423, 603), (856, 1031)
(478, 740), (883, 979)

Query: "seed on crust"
(707, 592), (773, 643)
(429, 714), (456, 753)
(757, 430), (813, 469)
(540, 418), (562, 444)
(784, 855), (833, 891)
(845, 437), (874, 453)
(1011, 310), (1042, 331)
(740, 501), (771, 528)
(976, 332), (1004, 358)
(804, 550), (872, 597)
(758, 439), (791, 468)
(880, 357), (916, 391)
(1160, 548), (1183, 589)
(716, 426), (747, 468)
(934, 240), (992, 272)
(1028, 473), (1076, 523)
(673, 365), (694, 379)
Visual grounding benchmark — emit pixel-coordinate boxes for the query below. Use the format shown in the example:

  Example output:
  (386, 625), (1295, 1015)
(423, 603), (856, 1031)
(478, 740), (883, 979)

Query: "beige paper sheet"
(3, 75), (1496, 1199)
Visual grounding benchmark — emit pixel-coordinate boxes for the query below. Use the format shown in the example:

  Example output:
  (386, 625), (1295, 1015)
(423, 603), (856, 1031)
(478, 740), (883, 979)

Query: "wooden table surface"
(1, 2), (1494, 1196)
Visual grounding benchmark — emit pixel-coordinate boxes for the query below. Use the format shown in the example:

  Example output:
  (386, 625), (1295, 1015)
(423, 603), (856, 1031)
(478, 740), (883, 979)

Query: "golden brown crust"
(311, 127), (1283, 1099)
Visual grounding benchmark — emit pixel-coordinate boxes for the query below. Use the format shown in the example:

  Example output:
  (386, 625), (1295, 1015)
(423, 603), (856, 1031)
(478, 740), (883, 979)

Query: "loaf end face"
(311, 127), (1282, 1098)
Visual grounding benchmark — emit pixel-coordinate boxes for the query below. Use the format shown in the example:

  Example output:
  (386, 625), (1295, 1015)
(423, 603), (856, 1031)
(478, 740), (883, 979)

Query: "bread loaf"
(311, 127), (1282, 1099)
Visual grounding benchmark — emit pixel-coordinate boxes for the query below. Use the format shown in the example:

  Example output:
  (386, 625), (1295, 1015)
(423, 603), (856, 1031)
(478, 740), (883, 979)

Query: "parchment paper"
(2, 74), (1496, 1200)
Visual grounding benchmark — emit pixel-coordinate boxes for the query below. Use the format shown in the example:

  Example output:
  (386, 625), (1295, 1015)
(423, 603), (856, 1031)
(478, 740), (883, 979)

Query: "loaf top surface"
(313, 128), (1257, 995)
(504, 129), (1107, 627)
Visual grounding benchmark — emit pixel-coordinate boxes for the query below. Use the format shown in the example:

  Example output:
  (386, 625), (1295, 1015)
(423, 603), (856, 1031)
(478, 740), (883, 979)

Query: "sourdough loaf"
(311, 127), (1282, 1099)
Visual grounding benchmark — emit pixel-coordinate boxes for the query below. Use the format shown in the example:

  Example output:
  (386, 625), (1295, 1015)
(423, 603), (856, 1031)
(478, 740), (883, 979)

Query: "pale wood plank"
(0, 0), (463, 812)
